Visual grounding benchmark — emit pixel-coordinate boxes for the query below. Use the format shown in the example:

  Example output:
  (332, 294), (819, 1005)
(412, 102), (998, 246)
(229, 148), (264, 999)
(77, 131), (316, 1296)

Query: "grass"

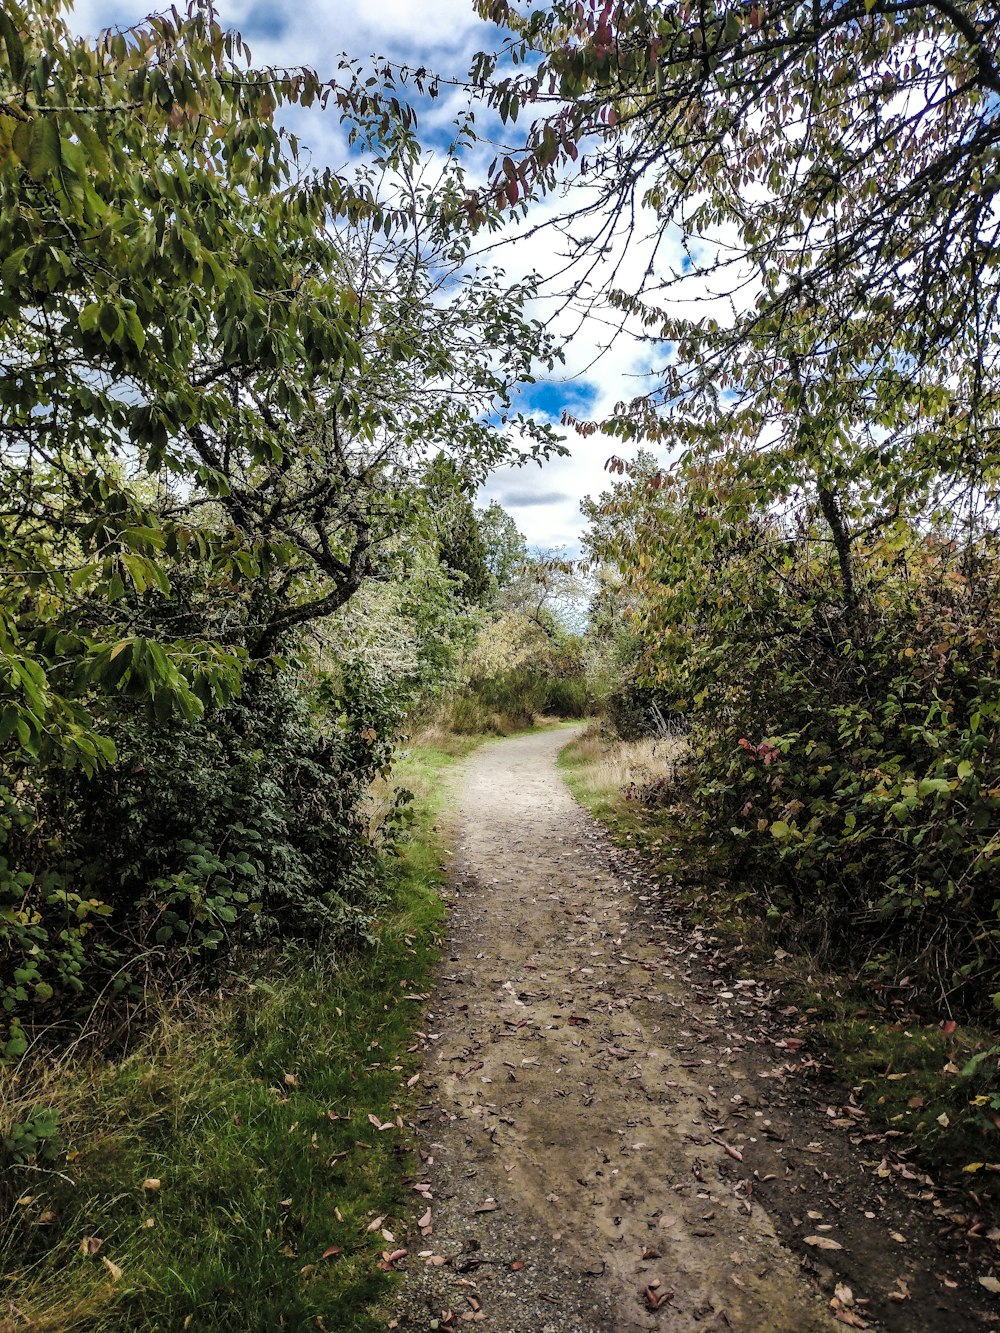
(559, 725), (1000, 1214)
(0, 739), (476, 1333)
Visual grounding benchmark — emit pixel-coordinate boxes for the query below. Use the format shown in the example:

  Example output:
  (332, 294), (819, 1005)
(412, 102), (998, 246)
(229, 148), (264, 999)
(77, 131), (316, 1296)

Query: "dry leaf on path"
(804, 1235), (843, 1251)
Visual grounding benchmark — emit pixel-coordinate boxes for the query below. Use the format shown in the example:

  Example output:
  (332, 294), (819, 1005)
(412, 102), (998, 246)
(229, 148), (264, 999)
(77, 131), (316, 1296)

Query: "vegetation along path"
(392, 729), (996, 1333)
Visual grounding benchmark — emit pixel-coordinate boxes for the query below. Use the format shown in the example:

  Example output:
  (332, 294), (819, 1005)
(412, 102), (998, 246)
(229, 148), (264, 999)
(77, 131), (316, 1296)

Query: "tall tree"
(0, 0), (560, 771)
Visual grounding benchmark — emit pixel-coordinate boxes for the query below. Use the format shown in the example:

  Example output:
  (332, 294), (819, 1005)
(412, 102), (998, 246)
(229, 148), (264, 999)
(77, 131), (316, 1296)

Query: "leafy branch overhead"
(473, 0), (1000, 486)
(0, 0), (563, 771)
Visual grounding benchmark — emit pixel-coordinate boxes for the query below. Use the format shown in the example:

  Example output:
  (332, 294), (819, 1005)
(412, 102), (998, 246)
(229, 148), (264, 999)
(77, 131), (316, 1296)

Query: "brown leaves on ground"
(642, 1281), (672, 1310)
(803, 1234), (843, 1251)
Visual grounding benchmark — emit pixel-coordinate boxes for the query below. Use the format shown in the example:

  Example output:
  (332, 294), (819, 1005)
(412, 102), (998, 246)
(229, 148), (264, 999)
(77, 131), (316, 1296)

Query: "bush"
(672, 527), (1000, 1014)
(429, 665), (593, 735)
(0, 664), (403, 1051)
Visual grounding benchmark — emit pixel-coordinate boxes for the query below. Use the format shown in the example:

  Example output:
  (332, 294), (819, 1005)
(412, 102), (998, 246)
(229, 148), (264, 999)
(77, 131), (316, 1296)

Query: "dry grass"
(566, 726), (686, 802)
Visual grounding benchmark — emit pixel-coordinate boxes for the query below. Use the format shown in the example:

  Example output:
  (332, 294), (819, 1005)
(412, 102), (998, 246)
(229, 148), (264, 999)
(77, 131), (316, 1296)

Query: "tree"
(0, 0), (561, 773)
(472, 0), (1000, 497)
(477, 500), (528, 595)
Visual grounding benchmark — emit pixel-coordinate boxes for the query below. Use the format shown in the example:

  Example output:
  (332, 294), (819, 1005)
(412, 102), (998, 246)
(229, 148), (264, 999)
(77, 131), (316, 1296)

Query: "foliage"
(0, 0), (563, 769)
(0, 3), (567, 1056)
(464, 0), (1000, 1021)
(583, 460), (1000, 1014)
(475, 1), (1000, 482)
(1, 664), (405, 1049)
(0, 739), (463, 1331)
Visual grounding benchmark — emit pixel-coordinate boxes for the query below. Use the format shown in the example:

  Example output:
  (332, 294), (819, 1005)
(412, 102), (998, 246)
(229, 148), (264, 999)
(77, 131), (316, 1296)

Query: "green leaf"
(25, 116), (62, 181)
(98, 303), (123, 342)
(0, 9), (25, 82)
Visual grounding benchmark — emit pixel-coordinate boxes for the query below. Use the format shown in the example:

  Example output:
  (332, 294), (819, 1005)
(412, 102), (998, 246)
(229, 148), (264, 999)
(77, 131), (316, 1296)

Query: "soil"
(391, 728), (1000, 1332)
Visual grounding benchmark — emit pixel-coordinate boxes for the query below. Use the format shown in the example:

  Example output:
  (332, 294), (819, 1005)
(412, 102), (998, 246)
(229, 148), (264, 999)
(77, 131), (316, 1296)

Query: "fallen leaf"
(418, 1208), (432, 1230)
(832, 1306), (868, 1329)
(142, 1178), (161, 1192)
(80, 1236), (103, 1256)
(283, 1073), (297, 1087)
(366, 1216), (385, 1233)
(804, 1235), (843, 1251)
(643, 1285), (671, 1310)
(979, 1275), (1000, 1294)
(102, 1256), (123, 1282)
(509, 1260), (524, 1271)
(321, 1245), (342, 1260)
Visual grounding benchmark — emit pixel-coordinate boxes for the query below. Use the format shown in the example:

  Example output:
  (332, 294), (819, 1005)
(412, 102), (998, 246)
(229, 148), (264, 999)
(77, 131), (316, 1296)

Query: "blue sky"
(69, 0), (677, 554)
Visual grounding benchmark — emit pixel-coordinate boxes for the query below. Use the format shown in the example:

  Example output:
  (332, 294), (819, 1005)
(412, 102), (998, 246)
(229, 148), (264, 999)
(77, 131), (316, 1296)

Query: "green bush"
(0, 664), (403, 1052)
(673, 529), (1000, 1014)
(435, 665), (592, 735)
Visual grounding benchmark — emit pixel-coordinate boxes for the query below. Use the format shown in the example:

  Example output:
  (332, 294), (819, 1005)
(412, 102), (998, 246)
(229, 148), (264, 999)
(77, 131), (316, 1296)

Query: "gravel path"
(390, 728), (997, 1333)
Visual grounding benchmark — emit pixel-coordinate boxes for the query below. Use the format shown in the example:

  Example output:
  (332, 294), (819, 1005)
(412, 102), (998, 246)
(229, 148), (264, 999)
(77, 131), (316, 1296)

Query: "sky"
(69, 0), (680, 555)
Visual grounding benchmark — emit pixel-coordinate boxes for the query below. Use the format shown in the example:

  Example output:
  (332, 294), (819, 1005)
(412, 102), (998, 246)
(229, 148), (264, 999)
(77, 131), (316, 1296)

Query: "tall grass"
(416, 668), (592, 737)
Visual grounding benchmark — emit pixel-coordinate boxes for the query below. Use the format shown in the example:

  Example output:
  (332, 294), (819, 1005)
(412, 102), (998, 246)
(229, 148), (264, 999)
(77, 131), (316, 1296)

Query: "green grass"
(0, 741), (474, 1333)
(559, 731), (1000, 1215)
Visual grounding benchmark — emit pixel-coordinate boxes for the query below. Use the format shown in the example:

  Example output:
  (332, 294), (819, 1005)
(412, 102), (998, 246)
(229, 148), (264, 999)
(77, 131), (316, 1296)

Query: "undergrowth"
(0, 740), (476, 1333)
(559, 728), (1000, 1215)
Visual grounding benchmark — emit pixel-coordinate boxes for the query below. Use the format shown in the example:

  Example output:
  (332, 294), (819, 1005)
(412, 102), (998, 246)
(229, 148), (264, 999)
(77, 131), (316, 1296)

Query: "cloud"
(490, 486), (571, 508)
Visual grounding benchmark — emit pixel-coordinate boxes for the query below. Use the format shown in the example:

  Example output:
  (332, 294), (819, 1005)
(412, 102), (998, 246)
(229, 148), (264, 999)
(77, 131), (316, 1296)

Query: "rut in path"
(391, 729), (995, 1333)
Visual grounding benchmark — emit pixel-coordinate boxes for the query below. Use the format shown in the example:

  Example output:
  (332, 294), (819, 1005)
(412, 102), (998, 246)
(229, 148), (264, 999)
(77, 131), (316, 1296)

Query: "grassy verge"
(559, 727), (1000, 1214)
(0, 739), (478, 1333)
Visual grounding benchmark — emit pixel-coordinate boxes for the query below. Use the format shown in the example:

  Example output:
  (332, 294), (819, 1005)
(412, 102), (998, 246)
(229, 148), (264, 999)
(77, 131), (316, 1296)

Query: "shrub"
(0, 664), (402, 1051)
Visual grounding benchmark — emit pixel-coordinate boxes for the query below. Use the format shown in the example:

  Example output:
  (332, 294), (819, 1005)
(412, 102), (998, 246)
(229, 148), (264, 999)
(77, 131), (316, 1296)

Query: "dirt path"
(392, 729), (998, 1333)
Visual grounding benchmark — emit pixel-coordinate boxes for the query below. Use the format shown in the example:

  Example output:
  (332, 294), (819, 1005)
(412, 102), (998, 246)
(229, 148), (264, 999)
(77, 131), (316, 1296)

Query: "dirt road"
(392, 729), (998, 1333)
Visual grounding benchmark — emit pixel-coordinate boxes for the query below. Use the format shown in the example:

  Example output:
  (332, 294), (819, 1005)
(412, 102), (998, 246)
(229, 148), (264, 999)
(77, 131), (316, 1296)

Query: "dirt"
(391, 728), (1000, 1332)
